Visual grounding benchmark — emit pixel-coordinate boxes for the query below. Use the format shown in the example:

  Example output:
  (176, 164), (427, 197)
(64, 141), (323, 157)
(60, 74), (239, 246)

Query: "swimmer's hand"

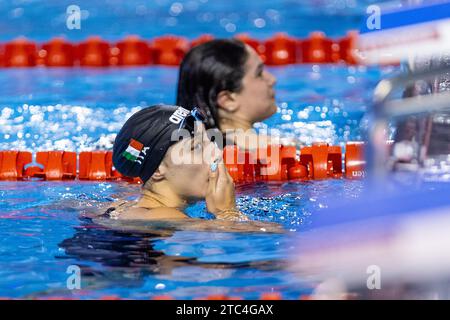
(206, 159), (237, 217)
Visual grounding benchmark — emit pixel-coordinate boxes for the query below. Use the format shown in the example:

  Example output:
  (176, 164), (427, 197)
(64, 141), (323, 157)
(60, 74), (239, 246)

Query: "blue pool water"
(0, 179), (366, 299)
(0, 65), (395, 151)
(0, 0), (399, 299)
(0, 0), (396, 41)
(0, 65), (386, 299)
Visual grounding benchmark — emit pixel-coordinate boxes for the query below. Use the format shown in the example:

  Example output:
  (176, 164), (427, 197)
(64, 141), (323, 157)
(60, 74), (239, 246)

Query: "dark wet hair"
(176, 39), (249, 129)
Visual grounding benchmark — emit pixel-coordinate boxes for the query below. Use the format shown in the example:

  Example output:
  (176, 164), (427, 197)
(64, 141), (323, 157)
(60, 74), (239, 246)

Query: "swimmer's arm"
(110, 207), (283, 233)
(118, 207), (188, 220)
(117, 206), (249, 222)
(101, 215), (283, 234)
(176, 219), (284, 233)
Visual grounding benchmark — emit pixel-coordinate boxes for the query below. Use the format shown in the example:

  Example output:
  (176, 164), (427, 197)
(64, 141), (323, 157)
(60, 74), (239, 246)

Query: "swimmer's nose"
(266, 70), (277, 87)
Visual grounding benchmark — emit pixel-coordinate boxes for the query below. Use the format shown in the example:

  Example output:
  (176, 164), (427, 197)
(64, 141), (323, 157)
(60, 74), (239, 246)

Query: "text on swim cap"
(169, 106), (190, 124)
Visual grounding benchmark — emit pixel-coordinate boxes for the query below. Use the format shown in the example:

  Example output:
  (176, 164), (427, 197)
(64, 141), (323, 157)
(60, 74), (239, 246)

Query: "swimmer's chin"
(262, 104), (278, 122)
(254, 105), (277, 124)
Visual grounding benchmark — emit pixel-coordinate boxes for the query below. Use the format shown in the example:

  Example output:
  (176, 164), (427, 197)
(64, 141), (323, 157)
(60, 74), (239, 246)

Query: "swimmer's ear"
(151, 164), (166, 182)
(217, 90), (239, 112)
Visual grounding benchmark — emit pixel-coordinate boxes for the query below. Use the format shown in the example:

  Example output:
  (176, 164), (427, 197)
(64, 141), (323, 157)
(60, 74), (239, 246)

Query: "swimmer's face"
(160, 123), (220, 200)
(233, 45), (277, 123)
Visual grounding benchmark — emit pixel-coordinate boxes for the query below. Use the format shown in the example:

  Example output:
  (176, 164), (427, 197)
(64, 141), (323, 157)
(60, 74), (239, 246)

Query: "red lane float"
(151, 35), (189, 66)
(115, 35), (152, 66)
(260, 292), (282, 300)
(256, 145), (296, 181)
(24, 151), (77, 180)
(345, 141), (365, 179)
(223, 146), (245, 183)
(0, 32), (360, 67)
(0, 151), (32, 180)
(224, 143), (344, 182)
(40, 38), (75, 67)
(288, 163), (308, 180)
(264, 33), (296, 66)
(338, 31), (358, 65)
(202, 294), (242, 300)
(0, 45), (2, 67)
(79, 151), (114, 180)
(299, 142), (342, 179)
(77, 36), (111, 67)
(79, 151), (141, 183)
(299, 31), (336, 64)
(3, 38), (37, 67)
(0, 142), (365, 181)
(151, 295), (174, 300)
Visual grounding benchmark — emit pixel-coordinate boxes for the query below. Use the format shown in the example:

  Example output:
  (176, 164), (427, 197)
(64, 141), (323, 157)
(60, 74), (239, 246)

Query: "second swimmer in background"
(176, 39), (282, 151)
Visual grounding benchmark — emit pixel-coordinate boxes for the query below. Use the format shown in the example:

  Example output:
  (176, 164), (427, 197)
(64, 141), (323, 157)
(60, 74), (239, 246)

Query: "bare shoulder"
(232, 132), (276, 151)
(118, 206), (188, 220)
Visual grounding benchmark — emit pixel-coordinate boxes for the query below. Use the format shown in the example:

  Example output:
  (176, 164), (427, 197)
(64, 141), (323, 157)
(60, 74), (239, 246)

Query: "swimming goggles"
(178, 107), (207, 134)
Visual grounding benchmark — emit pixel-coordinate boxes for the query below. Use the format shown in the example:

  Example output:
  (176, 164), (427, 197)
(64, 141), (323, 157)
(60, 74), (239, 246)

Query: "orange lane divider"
(40, 37), (76, 67)
(78, 150), (141, 183)
(151, 35), (190, 66)
(223, 142), (357, 182)
(257, 145), (298, 181)
(24, 151), (77, 180)
(3, 38), (38, 67)
(0, 292), (309, 300)
(337, 30), (358, 65)
(79, 151), (116, 180)
(264, 33), (297, 65)
(300, 31), (338, 64)
(0, 291), (315, 300)
(0, 292), (312, 300)
(200, 294), (243, 300)
(77, 36), (111, 67)
(0, 142), (365, 182)
(0, 150), (32, 180)
(152, 293), (281, 300)
(223, 142), (364, 182)
(260, 292), (283, 300)
(152, 292), (281, 300)
(345, 141), (365, 179)
(299, 142), (342, 179)
(151, 295), (174, 300)
(115, 36), (152, 66)
(0, 31), (360, 67)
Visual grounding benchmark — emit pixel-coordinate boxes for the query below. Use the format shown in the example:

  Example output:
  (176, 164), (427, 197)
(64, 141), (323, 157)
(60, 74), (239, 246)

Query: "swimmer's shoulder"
(116, 206), (188, 220)
(227, 131), (289, 150)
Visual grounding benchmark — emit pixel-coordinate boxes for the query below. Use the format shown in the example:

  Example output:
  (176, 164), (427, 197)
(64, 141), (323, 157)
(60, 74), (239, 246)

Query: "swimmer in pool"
(101, 105), (282, 233)
(176, 39), (285, 151)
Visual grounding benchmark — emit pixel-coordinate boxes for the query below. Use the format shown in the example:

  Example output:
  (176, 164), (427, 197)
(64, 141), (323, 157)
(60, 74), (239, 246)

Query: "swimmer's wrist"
(217, 208), (239, 215)
(215, 208), (249, 221)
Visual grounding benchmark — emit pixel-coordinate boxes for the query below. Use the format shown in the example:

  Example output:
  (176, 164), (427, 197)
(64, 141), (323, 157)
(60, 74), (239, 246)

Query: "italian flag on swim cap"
(122, 138), (144, 162)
